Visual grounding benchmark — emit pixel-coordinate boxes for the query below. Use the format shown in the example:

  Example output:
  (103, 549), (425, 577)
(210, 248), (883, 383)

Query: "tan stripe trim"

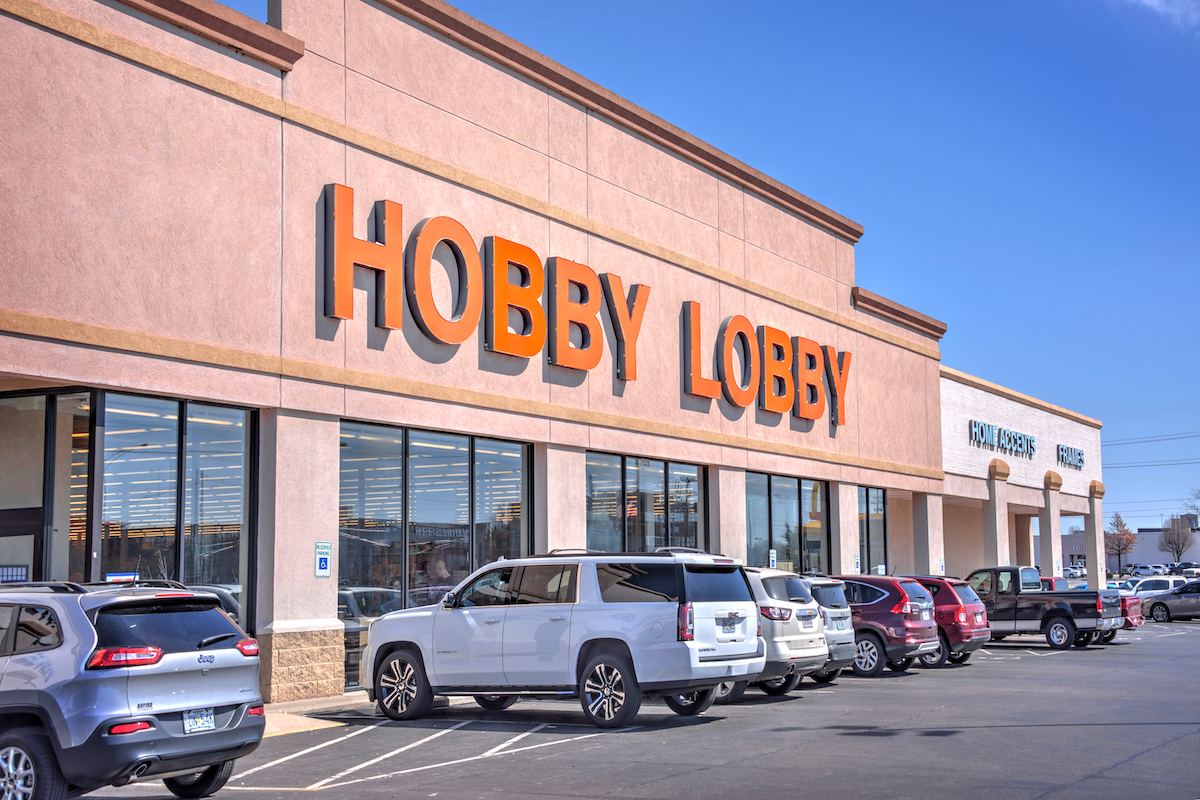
(0, 309), (943, 481)
(940, 366), (1102, 429)
(0, 0), (939, 361)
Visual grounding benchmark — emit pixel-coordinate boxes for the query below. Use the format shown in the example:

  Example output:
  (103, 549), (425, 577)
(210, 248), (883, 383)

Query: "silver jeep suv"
(0, 582), (264, 799)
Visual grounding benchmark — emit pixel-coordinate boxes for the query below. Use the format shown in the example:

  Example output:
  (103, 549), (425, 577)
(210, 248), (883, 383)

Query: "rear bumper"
(758, 653), (827, 680)
(1076, 616), (1121, 632)
(947, 624), (991, 652)
(60, 704), (264, 789)
(820, 641), (858, 672)
(1121, 615), (1145, 630)
(886, 639), (938, 660)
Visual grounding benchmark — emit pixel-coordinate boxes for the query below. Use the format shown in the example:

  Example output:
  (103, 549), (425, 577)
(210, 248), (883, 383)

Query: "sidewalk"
(262, 691), (471, 737)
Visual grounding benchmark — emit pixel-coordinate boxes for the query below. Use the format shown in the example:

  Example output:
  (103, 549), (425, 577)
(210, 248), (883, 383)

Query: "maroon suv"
(834, 575), (938, 677)
(906, 575), (991, 667)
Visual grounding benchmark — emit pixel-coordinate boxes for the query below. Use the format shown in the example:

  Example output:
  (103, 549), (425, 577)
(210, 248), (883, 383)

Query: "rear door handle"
(484, 618), (501, 624)
(549, 616), (567, 621)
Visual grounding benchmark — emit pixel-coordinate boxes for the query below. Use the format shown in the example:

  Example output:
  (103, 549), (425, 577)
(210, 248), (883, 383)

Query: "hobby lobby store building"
(0, 0), (1105, 700)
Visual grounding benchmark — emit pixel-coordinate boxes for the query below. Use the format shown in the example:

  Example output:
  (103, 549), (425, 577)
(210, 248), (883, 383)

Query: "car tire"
(990, 635), (1007, 642)
(474, 695), (518, 711)
(713, 680), (748, 705)
(947, 651), (972, 665)
(851, 632), (886, 678)
(0, 730), (66, 800)
(163, 761), (235, 799)
(663, 688), (717, 716)
(918, 634), (949, 668)
(887, 657), (915, 673)
(376, 650), (434, 721)
(1150, 604), (1171, 623)
(579, 654), (641, 728)
(758, 673), (802, 696)
(1101, 630), (1117, 643)
(1045, 616), (1075, 650)
(809, 668), (841, 684)
(1072, 630), (1093, 648)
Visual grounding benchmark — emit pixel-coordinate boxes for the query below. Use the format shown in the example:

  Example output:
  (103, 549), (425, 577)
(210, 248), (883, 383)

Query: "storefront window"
(858, 486), (888, 575)
(337, 422), (530, 687)
(746, 473), (829, 573)
(0, 396), (46, 584)
(584, 453), (705, 552)
(55, 393), (91, 582)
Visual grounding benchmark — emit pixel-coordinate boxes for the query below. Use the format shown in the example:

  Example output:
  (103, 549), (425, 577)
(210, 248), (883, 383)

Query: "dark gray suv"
(0, 582), (264, 799)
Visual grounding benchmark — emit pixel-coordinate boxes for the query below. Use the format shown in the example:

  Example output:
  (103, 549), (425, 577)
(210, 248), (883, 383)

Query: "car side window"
(13, 606), (62, 653)
(515, 565), (578, 604)
(997, 572), (1014, 595)
(969, 573), (992, 595)
(459, 567), (516, 607)
(1182, 584), (1200, 594)
(842, 582), (859, 604)
(0, 605), (13, 654)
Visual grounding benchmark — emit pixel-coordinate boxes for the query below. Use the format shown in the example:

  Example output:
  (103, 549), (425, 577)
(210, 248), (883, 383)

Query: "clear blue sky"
(227, 0), (1200, 532)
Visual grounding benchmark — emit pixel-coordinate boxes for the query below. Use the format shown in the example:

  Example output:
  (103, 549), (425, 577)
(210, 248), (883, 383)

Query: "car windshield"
(683, 566), (753, 603)
(953, 585), (982, 605)
(94, 601), (242, 654)
(761, 576), (813, 604)
(810, 583), (848, 609)
(898, 581), (933, 606)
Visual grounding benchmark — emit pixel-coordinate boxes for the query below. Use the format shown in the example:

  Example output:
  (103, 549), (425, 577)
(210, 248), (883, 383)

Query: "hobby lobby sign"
(323, 184), (852, 427)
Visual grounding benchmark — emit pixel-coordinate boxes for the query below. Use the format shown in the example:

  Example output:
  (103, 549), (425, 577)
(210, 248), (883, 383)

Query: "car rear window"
(761, 576), (813, 603)
(953, 585), (982, 605)
(683, 566), (753, 603)
(94, 601), (242, 654)
(597, 564), (680, 603)
(810, 584), (848, 609)
(898, 581), (934, 605)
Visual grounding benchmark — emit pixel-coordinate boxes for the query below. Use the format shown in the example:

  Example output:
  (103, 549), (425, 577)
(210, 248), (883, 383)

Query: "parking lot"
(93, 622), (1199, 800)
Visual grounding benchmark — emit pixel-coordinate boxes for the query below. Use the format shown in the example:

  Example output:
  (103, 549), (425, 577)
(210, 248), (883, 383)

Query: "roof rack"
(0, 582), (87, 594)
(654, 547), (726, 556)
(80, 579), (189, 590)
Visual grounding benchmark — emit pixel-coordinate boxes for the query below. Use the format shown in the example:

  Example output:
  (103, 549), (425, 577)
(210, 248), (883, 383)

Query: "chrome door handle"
(549, 616), (567, 621)
(484, 618), (501, 624)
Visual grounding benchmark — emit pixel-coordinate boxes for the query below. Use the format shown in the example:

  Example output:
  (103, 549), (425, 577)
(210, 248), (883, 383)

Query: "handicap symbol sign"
(315, 542), (333, 578)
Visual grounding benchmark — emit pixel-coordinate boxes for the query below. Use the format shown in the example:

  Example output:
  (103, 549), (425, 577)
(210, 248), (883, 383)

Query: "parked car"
(1118, 576), (1190, 604)
(1040, 576), (1070, 591)
(361, 552), (765, 727)
(1105, 594), (1144, 641)
(1184, 566), (1200, 579)
(0, 582), (264, 798)
(1129, 565), (1159, 577)
(714, 568), (827, 702)
(966, 566), (1121, 650)
(905, 575), (991, 667)
(1062, 566), (1082, 579)
(833, 575), (937, 677)
(801, 575), (857, 683)
(1143, 581), (1200, 622)
(1169, 562), (1200, 576)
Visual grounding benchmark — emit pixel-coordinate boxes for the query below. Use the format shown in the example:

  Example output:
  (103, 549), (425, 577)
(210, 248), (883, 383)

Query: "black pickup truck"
(965, 566), (1121, 650)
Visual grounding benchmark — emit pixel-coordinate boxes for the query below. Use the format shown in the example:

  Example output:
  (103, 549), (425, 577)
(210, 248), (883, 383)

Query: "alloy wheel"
(379, 658), (418, 714)
(584, 663), (626, 722)
(1152, 605), (1169, 623)
(855, 639), (879, 672)
(0, 745), (35, 800)
(1048, 621), (1069, 647)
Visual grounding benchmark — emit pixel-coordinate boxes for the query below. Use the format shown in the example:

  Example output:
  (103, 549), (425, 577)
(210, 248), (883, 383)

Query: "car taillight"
(760, 606), (792, 621)
(108, 721), (152, 735)
(956, 609), (967, 623)
(236, 638), (260, 656)
(247, 705), (265, 716)
(678, 602), (694, 641)
(890, 586), (912, 615)
(1096, 596), (1104, 613)
(87, 647), (163, 669)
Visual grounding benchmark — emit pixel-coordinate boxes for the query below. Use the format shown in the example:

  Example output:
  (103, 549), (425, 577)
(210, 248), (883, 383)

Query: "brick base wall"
(258, 629), (344, 702)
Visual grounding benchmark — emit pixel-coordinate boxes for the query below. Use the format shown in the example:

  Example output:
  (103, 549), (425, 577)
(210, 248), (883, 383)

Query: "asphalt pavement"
(91, 620), (1200, 800)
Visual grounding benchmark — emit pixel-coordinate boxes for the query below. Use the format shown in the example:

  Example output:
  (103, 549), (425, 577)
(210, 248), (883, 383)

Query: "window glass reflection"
(626, 458), (665, 552)
(101, 395), (178, 581)
(668, 464), (701, 549)
(52, 393), (91, 582)
(585, 453), (705, 553)
(745, 473), (769, 568)
(0, 395), (45, 584)
(408, 431), (471, 606)
(801, 480), (827, 573)
(474, 439), (525, 566)
(585, 453), (622, 552)
(770, 477), (799, 572)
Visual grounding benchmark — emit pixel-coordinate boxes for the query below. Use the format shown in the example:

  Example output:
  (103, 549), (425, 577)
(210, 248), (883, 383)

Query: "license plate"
(721, 618), (737, 634)
(837, 620), (847, 630)
(183, 707), (215, 734)
(802, 619), (814, 629)
(921, 610), (930, 620)
(974, 613), (983, 623)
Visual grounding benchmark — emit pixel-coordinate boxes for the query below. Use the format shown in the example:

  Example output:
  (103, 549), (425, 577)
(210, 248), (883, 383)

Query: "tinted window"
(968, 572), (992, 595)
(684, 566), (753, 603)
(516, 565), (578, 604)
(953, 585), (983, 605)
(459, 567), (515, 607)
(762, 576), (812, 604)
(597, 563), (679, 603)
(997, 572), (1014, 595)
(810, 584), (848, 609)
(13, 606), (62, 653)
(897, 581), (933, 606)
(94, 602), (240, 654)
(847, 583), (885, 604)
(0, 605), (12, 649)
(925, 583), (941, 597)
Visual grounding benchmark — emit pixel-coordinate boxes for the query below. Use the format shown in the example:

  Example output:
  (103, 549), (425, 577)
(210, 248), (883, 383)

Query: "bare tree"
(1105, 513), (1137, 575)
(1185, 487), (1199, 517)
(1157, 515), (1197, 563)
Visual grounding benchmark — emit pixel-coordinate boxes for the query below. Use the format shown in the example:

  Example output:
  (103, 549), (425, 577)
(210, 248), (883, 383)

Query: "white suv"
(361, 553), (765, 728)
(713, 568), (827, 703)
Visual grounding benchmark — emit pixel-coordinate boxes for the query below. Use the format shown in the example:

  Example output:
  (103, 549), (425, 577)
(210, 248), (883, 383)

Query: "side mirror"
(442, 592), (456, 609)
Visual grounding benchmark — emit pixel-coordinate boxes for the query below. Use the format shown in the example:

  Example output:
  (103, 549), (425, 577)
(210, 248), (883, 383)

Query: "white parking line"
(323, 726), (642, 790)
(482, 723), (548, 757)
(1156, 632), (1187, 638)
(236, 719), (389, 780)
(306, 721), (471, 789)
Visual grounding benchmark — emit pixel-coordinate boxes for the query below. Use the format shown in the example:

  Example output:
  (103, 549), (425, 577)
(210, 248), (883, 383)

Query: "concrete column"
(533, 444), (586, 554)
(256, 410), (343, 702)
(984, 459), (1010, 567)
(1085, 481), (1106, 590)
(829, 482), (860, 574)
(1014, 515), (1034, 569)
(912, 493), (945, 575)
(1039, 471), (1064, 577)
(710, 467), (746, 560)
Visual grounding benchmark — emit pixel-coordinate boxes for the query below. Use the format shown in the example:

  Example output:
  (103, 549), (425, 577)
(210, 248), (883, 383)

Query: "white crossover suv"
(361, 552), (765, 728)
